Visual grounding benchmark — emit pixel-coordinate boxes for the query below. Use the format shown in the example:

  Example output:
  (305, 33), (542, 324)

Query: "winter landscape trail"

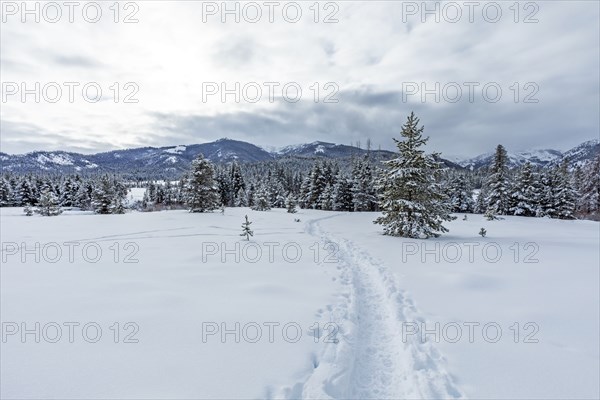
(283, 214), (464, 400)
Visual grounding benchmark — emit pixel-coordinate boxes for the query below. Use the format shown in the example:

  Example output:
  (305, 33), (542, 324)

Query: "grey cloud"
(50, 54), (103, 68)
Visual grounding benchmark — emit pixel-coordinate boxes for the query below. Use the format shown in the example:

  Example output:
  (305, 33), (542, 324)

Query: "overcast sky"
(1, 0), (598, 157)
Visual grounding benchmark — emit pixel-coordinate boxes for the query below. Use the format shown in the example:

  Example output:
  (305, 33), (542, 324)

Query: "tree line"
(1, 114), (598, 228)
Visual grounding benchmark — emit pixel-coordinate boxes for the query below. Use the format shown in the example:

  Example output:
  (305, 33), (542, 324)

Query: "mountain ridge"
(1, 138), (597, 176)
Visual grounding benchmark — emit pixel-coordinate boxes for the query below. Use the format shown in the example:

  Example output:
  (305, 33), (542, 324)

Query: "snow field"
(1, 207), (598, 399)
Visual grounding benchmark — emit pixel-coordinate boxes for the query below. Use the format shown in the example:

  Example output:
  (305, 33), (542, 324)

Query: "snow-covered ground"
(1, 207), (598, 399)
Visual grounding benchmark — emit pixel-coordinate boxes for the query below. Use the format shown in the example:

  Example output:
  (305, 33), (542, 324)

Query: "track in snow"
(280, 214), (464, 400)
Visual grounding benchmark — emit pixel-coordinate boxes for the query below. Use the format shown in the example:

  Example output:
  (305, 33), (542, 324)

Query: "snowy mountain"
(455, 140), (599, 170)
(0, 139), (275, 176)
(2, 138), (597, 176)
(276, 141), (394, 159)
(0, 139), (393, 176)
(456, 149), (563, 170)
(550, 139), (600, 168)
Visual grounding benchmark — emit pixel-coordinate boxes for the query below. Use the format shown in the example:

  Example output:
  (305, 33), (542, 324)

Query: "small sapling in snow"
(240, 215), (254, 240)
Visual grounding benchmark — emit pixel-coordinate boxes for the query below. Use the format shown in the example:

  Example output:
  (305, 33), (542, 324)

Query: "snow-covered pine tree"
(578, 155), (600, 218)
(18, 177), (35, 206)
(35, 188), (62, 216)
(240, 215), (253, 240)
(485, 144), (511, 215)
(60, 177), (77, 207)
(76, 182), (93, 210)
(351, 156), (377, 211)
(447, 175), (475, 213)
(91, 175), (116, 214)
(318, 183), (334, 210)
(268, 179), (286, 208)
(215, 168), (232, 207)
(285, 193), (297, 213)
(551, 161), (577, 219)
(141, 190), (149, 209)
(0, 178), (11, 207)
(307, 161), (327, 209)
(230, 162), (246, 207)
(90, 175), (127, 214)
(509, 162), (539, 217)
(332, 174), (353, 211)
(246, 183), (256, 209)
(184, 154), (219, 213)
(251, 185), (271, 211)
(538, 168), (555, 217)
(298, 176), (311, 209)
(374, 112), (455, 238)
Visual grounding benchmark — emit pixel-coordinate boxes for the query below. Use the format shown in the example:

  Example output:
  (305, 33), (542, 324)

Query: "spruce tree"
(19, 178), (35, 206)
(538, 168), (556, 217)
(552, 161), (577, 219)
(509, 162), (539, 217)
(307, 162), (326, 209)
(374, 112), (455, 238)
(447, 175), (475, 213)
(318, 183), (334, 210)
(351, 156), (377, 211)
(91, 175), (116, 214)
(0, 178), (10, 207)
(485, 145), (511, 215)
(332, 174), (353, 211)
(184, 154), (219, 213)
(35, 188), (63, 216)
(285, 193), (297, 213)
(230, 162), (246, 206)
(578, 155), (600, 217)
(251, 185), (271, 211)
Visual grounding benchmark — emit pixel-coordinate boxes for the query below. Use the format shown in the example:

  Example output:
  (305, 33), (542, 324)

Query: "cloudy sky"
(1, 0), (598, 157)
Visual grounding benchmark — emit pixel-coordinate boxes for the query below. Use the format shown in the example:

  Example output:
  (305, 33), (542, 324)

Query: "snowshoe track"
(283, 215), (464, 400)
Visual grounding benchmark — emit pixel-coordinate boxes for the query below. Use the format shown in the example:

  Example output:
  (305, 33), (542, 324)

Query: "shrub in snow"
(479, 227), (487, 237)
(484, 210), (497, 221)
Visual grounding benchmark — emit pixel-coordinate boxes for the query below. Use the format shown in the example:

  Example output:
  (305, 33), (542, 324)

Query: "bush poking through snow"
(479, 227), (487, 237)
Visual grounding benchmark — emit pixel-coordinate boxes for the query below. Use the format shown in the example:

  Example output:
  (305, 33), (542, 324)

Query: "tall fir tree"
(374, 112), (455, 238)
(485, 144), (511, 215)
(509, 162), (539, 217)
(184, 154), (219, 213)
(578, 155), (600, 217)
(446, 175), (475, 213)
(285, 193), (297, 213)
(551, 161), (577, 219)
(351, 156), (377, 211)
(251, 185), (271, 211)
(332, 174), (354, 211)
